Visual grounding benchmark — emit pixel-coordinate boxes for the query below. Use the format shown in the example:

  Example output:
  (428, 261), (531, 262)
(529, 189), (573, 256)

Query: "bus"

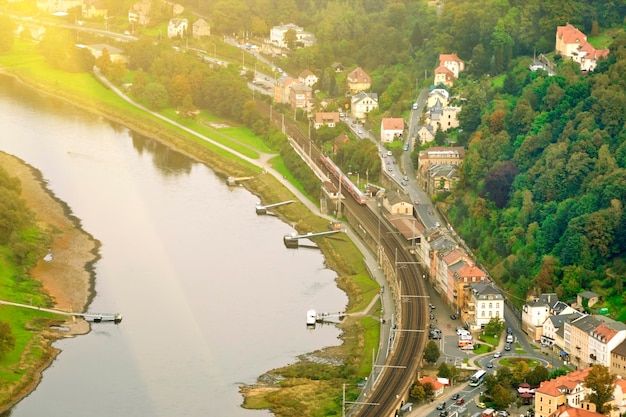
(469, 369), (487, 387)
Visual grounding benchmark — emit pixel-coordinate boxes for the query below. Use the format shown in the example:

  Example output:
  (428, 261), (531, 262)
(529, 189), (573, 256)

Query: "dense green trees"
(450, 30), (626, 305)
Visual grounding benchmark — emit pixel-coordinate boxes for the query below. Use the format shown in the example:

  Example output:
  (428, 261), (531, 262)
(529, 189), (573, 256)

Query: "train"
(319, 154), (367, 205)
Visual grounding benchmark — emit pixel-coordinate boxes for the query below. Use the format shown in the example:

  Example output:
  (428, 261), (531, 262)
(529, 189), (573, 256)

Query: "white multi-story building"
(467, 282), (504, 330)
(269, 23), (315, 48)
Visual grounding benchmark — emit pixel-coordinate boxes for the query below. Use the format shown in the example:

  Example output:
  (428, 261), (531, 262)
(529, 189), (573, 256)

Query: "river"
(0, 75), (347, 416)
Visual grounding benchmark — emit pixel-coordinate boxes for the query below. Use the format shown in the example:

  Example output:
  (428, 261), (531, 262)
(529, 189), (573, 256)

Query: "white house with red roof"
(418, 375), (444, 397)
(556, 23), (609, 72)
(439, 53), (465, 78)
(380, 118), (404, 143)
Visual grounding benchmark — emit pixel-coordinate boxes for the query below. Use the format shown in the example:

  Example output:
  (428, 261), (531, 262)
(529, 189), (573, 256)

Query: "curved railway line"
(267, 107), (430, 416)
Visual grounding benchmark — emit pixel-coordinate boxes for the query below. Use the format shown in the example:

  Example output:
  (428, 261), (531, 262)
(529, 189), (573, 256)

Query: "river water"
(0, 75), (346, 416)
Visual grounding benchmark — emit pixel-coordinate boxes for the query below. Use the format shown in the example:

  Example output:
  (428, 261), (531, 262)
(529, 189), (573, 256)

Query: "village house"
(435, 247), (471, 307)
(418, 375), (444, 398)
(427, 84), (450, 107)
(167, 18), (187, 38)
(426, 99), (461, 132)
(433, 65), (455, 87)
(425, 164), (459, 194)
(416, 125), (435, 145)
(611, 340), (626, 379)
(298, 69), (318, 87)
(556, 23), (609, 72)
(421, 232), (457, 285)
(82, 0), (107, 19)
(566, 315), (602, 367)
(534, 367), (623, 417)
(453, 262), (488, 316)
(465, 282), (504, 330)
(380, 118), (404, 143)
(522, 293), (561, 341)
(128, 0), (151, 25)
(314, 112), (340, 129)
(192, 18), (210, 39)
(269, 23), (315, 49)
(273, 76), (299, 104)
(350, 91), (378, 120)
(417, 147), (464, 192)
(289, 83), (312, 110)
(381, 190), (413, 216)
(439, 53), (465, 78)
(86, 43), (127, 64)
(346, 67), (372, 93)
(588, 321), (626, 367)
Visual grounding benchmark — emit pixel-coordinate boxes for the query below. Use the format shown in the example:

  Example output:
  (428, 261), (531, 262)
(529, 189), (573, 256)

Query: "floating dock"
(306, 309), (346, 326)
(283, 229), (342, 248)
(0, 299), (122, 324)
(256, 200), (295, 215)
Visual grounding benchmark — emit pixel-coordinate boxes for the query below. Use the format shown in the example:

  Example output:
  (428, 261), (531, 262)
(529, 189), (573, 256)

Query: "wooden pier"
(255, 200), (295, 215)
(0, 299), (122, 324)
(283, 229), (342, 248)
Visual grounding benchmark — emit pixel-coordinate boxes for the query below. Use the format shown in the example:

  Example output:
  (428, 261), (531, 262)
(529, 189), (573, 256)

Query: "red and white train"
(320, 155), (367, 205)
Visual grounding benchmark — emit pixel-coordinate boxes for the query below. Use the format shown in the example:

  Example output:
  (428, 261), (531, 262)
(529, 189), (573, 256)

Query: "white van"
(506, 334), (514, 343)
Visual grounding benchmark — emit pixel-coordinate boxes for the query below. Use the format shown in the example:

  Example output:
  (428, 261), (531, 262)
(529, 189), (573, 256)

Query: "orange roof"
(557, 23), (586, 45)
(442, 248), (467, 265)
(457, 264), (487, 279)
(439, 53), (463, 64)
(382, 118), (404, 130)
(315, 112), (339, 124)
(434, 65), (454, 76)
(419, 375), (443, 390)
(536, 367), (591, 397)
(552, 405), (605, 417)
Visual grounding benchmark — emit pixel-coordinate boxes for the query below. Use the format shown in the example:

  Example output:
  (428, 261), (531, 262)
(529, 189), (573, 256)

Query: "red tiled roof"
(552, 405), (604, 417)
(419, 375), (443, 390)
(536, 367), (591, 397)
(557, 23), (586, 45)
(347, 67), (371, 83)
(382, 118), (404, 130)
(439, 53), (463, 64)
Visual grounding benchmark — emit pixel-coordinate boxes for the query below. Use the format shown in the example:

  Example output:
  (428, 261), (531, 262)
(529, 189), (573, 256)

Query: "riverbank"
(0, 152), (97, 412)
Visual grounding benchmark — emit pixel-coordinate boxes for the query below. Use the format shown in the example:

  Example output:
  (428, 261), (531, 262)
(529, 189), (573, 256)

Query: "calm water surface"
(0, 76), (346, 416)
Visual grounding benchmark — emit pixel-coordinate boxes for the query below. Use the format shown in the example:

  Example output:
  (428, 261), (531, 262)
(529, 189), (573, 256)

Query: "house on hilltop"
(439, 53), (464, 78)
(556, 23), (609, 72)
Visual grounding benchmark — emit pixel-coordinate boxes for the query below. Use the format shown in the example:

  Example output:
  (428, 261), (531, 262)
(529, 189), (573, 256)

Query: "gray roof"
(471, 282), (503, 300)
(571, 314), (601, 332)
(592, 315), (626, 331)
(578, 291), (598, 299)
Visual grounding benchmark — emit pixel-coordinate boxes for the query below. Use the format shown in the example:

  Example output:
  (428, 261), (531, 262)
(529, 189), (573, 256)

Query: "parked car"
(430, 313), (435, 320)
(504, 343), (511, 351)
(450, 314), (457, 320)
(436, 402), (446, 410)
(507, 327), (513, 334)
(429, 303), (435, 310)
(456, 398), (465, 405)
(451, 394), (460, 401)
(494, 351), (502, 358)
(487, 361), (494, 368)
(440, 411), (449, 417)
(478, 402), (486, 409)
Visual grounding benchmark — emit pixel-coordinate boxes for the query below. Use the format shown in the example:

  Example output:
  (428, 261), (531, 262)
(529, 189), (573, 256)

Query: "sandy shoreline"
(0, 151), (97, 328)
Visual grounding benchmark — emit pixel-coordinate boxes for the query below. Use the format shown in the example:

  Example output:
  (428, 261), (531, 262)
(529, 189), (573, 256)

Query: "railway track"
(265, 107), (429, 416)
